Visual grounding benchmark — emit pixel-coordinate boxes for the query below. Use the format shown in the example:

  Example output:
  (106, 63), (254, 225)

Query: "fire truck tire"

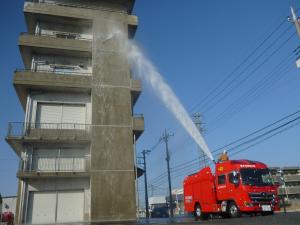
(194, 204), (209, 220)
(228, 201), (241, 218)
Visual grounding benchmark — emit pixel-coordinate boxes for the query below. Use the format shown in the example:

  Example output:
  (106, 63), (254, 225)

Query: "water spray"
(109, 28), (215, 162)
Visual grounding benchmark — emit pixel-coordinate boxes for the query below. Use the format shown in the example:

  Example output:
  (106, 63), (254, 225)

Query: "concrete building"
(270, 167), (300, 210)
(6, 0), (143, 224)
(270, 167), (300, 200)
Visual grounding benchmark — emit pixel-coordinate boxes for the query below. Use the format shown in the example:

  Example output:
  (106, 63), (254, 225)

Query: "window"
(240, 169), (274, 186)
(218, 175), (226, 185)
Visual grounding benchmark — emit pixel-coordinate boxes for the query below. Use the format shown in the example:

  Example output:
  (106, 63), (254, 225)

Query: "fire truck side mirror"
(232, 171), (240, 185)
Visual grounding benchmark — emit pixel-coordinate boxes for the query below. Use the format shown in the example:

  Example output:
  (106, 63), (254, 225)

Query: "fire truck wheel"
(194, 204), (209, 220)
(228, 201), (241, 218)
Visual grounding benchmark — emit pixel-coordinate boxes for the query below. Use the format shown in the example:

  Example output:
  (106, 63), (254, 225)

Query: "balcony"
(18, 155), (90, 179)
(24, 1), (137, 37)
(133, 114), (144, 140)
(284, 174), (300, 182)
(279, 186), (300, 195)
(128, 15), (138, 38)
(13, 69), (92, 110)
(19, 33), (92, 68)
(24, 0), (135, 15)
(6, 122), (91, 156)
(131, 79), (141, 106)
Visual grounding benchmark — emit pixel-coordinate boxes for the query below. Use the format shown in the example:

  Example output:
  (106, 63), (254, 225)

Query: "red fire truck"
(184, 160), (279, 219)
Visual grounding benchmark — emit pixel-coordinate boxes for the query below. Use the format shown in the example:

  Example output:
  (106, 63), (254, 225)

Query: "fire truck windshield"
(240, 168), (274, 186)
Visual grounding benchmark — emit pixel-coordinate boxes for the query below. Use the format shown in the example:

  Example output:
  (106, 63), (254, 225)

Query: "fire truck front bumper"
(240, 201), (280, 212)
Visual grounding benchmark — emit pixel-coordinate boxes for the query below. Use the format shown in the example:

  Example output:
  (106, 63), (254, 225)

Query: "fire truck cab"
(184, 160), (279, 219)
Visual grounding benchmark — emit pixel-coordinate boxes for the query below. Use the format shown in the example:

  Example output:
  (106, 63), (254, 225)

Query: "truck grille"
(249, 192), (274, 203)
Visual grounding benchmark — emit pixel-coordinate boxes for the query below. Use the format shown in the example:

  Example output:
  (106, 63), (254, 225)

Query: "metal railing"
(15, 68), (92, 76)
(7, 122), (91, 138)
(133, 113), (144, 118)
(25, 0), (131, 14)
(20, 31), (92, 41)
(21, 155), (90, 172)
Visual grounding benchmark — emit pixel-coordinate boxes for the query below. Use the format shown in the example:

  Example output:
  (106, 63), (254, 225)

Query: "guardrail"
(20, 31), (92, 41)
(133, 113), (144, 118)
(21, 155), (90, 172)
(15, 68), (92, 76)
(7, 122), (91, 138)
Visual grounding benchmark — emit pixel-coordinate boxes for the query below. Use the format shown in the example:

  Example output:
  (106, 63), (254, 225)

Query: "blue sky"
(1, 0), (300, 199)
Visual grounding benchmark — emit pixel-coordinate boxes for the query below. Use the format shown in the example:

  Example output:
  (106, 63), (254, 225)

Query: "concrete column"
(90, 13), (136, 221)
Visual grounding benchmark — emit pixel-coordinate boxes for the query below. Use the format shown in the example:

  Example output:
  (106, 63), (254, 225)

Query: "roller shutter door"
(36, 103), (86, 129)
(36, 103), (61, 128)
(56, 191), (84, 223)
(27, 192), (56, 224)
(27, 191), (84, 224)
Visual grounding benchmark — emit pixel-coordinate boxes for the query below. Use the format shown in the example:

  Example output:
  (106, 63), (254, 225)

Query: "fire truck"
(183, 160), (279, 219)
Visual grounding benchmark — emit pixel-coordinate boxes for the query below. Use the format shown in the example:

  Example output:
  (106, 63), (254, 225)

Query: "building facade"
(270, 167), (300, 208)
(6, 0), (143, 224)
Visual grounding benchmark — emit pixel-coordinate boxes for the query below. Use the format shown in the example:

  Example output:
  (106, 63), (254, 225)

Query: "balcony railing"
(26, 0), (129, 14)
(15, 68), (92, 76)
(20, 31), (92, 41)
(20, 155), (90, 172)
(7, 122), (91, 139)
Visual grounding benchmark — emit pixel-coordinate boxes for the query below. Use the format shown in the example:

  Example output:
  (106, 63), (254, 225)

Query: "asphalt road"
(137, 212), (300, 225)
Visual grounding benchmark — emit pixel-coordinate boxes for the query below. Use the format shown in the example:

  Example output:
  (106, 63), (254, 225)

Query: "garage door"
(56, 191), (84, 223)
(27, 192), (56, 224)
(27, 191), (84, 224)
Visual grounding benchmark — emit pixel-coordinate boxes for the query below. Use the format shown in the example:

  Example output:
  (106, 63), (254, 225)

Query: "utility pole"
(141, 149), (151, 218)
(289, 6), (300, 38)
(192, 113), (206, 168)
(289, 6), (300, 68)
(161, 129), (174, 218)
(278, 169), (287, 214)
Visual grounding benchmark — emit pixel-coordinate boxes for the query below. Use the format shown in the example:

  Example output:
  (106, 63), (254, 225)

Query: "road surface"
(137, 212), (300, 225)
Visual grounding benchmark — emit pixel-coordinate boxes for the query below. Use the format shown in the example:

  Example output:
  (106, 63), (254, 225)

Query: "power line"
(208, 64), (295, 132)
(163, 30), (296, 161)
(164, 17), (292, 138)
(187, 20), (290, 114)
(201, 29), (295, 115)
